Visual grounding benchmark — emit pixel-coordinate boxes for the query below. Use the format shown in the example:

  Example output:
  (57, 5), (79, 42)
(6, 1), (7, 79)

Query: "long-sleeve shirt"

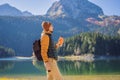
(41, 32), (50, 62)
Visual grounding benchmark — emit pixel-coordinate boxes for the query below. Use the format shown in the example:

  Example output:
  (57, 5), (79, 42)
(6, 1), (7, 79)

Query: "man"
(41, 21), (64, 80)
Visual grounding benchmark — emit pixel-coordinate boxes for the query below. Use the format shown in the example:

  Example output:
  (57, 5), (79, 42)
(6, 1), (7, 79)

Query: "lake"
(0, 57), (120, 80)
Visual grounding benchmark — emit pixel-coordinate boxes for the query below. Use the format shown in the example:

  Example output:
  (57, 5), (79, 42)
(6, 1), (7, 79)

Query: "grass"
(0, 75), (120, 80)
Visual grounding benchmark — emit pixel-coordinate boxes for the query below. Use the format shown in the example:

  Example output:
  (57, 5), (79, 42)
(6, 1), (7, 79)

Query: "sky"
(0, 0), (119, 16)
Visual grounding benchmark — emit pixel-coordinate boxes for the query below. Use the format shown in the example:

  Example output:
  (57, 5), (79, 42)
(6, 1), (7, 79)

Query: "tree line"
(0, 46), (15, 58)
(57, 32), (120, 56)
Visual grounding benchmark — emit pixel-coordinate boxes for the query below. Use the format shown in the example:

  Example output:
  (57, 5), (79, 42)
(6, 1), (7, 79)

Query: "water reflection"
(58, 60), (120, 75)
(0, 59), (120, 76)
(32, 60), (45, 74)
(0, 61), (14, 72)
(32, 59), (120, 75)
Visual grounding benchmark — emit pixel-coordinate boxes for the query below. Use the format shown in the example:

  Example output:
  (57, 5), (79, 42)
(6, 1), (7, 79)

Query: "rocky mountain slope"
(0, 0), (120, 56)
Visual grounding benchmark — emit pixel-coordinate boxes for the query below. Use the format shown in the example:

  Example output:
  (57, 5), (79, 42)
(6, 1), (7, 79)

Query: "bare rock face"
(46, 0), (104, 19)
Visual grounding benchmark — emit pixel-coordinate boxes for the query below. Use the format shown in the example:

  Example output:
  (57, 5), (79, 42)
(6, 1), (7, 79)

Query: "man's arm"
(41, 34), (49, 62)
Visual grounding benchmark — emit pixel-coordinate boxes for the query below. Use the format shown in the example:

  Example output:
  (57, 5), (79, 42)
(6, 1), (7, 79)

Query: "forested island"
(0, 46), (15, 58)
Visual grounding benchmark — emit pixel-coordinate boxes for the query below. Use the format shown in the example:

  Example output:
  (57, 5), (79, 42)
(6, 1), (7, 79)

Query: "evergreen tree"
(57, 32), (120, 56)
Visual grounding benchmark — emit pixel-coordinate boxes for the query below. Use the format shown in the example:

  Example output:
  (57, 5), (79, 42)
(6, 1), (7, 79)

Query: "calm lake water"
(0, 57), (120, 77)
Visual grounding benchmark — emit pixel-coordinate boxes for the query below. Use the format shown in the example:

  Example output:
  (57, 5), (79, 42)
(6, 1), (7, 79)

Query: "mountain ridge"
(0, 3), (33, 16)
(0, 0), (120, 56)
(46, 0), (104, 19)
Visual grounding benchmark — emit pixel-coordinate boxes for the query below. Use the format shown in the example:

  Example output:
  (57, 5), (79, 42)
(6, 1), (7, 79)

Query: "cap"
(41, 21), (51, 31)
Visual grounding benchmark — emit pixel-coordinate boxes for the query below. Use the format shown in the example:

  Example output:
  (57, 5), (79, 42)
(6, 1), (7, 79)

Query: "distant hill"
(0, 3), (33, 16)
(0, 0), (120, 56)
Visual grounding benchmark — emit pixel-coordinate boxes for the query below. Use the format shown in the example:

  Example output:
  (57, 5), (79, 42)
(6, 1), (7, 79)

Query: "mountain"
(0, 3), (33, 16)
(46, 0), (104, 19)
(0, 0), (120, 57)
(0, 16), (43, 56)
(22, 11), (33, 16)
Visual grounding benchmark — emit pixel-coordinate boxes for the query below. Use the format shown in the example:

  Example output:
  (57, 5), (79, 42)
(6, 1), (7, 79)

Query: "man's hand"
(57, 36), (64, 47)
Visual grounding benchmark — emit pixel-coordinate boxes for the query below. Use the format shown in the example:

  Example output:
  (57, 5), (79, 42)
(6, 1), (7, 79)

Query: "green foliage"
(0, 16), (119, 56)
(0, 46), (15, 58)
(58, 32), (120, 56)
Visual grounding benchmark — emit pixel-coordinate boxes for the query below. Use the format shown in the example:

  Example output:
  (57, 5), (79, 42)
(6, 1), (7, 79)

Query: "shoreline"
(58, 54), (120, 62)
(1, 75), (120, 80)
(0, 55), (120, 62)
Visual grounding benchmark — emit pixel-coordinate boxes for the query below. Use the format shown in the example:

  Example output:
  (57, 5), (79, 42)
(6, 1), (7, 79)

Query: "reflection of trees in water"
(93, 60), (120, 74)
(0, 61), (14, 72)
(58, 61), (95, 75)
(58, 60), (120, 75)
(32, 60), (45, 74)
